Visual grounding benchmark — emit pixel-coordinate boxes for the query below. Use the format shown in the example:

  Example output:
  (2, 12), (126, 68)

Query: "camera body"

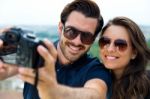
(0, 27), (44, 68)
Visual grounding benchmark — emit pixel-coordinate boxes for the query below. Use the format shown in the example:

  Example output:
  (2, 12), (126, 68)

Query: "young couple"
(0, 0), (150, 99)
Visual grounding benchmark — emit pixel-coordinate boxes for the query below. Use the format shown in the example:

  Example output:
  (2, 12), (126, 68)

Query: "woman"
(98, 16), (150, 99)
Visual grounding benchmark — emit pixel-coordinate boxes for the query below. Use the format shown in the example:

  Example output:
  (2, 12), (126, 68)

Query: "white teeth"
(106, 56), (116, 60)
(69, 45), (79, 51)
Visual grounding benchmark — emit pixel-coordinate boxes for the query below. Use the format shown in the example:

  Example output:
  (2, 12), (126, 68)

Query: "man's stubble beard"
(59, 40), (90, 63)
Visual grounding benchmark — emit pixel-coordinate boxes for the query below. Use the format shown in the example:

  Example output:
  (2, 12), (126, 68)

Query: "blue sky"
(0, 0), (149, 26)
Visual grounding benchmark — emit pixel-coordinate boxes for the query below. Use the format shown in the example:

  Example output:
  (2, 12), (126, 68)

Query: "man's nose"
(71, 34), (82, 45)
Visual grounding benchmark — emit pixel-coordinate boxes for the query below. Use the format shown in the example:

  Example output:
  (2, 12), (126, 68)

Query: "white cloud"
(96, 0), (150, 25)
(0, 0), (149, 25)
(0, 0), (72, 25)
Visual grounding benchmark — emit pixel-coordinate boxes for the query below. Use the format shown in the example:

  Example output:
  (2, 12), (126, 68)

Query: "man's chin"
(65, 55), (80, 63)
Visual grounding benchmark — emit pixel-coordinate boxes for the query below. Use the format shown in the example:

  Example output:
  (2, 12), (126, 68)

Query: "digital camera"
(0, 27), (44, 68)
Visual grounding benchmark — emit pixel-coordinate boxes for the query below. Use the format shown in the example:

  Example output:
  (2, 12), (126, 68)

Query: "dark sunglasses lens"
(115, 39), (127, 51)
(81, 33), (94, 44)
(99, 37), (110, 48)
(64, 28), (78, 40)
(64, 27), (94, 45)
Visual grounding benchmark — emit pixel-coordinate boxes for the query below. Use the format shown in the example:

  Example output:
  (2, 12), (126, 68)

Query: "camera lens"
(5, 31), (20, 43)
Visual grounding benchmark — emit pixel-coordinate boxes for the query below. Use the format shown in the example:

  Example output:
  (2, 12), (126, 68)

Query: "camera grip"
(32, 41), (45, 69)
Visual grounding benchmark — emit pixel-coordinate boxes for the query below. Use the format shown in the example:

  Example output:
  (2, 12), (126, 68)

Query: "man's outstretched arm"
(18, 39), (108, 99)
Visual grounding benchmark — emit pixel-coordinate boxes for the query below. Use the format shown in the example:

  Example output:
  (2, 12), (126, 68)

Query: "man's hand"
(18, 39), (58, 99)
(0, 60), (18, 80)
(0, 27), (19, 80)
(0, 39), (18, 80)
(18, 39), (107, 99)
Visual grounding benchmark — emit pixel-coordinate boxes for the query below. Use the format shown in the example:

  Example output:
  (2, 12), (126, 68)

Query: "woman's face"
(99, 25), (136, 76)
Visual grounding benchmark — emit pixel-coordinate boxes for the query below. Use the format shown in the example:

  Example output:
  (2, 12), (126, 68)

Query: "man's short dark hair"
(60, 0), (103, 37)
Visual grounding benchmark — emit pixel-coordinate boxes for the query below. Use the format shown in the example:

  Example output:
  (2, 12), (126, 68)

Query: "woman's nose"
(106, 42), (116, 52)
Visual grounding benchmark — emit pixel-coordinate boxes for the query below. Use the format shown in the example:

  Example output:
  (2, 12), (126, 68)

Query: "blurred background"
(0, 0), (150, 98)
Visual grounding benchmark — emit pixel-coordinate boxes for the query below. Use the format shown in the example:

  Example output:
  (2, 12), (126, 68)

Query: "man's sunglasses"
(63, 26), (95, 45)
(99, 36), (128, 52)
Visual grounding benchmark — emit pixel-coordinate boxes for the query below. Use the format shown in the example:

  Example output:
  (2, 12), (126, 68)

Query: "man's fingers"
(37, 45), (56, 77)
(0, 60), (4, 67)
(0, 40), (3, 47)
(18, 67), (36, 79)
(19, 74), (35, 85)
(18, 67), (41, 85)
(0, 26), (14, 34)
(43, 39), (57, 59)
(37, 45), (54, 64)
(18, 67), (47, 86)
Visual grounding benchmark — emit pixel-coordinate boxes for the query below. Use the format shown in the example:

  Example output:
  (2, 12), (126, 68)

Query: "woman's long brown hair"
(100, 16), (150, 99)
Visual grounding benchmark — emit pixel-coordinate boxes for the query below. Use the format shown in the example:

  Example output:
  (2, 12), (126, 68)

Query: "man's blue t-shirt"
(23, 41), (112, 99)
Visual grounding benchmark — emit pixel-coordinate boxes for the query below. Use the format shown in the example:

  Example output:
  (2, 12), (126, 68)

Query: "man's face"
(58, 11), (98, 63)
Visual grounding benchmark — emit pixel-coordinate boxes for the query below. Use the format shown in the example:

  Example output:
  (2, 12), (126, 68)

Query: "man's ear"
(58, 22), (63, 36)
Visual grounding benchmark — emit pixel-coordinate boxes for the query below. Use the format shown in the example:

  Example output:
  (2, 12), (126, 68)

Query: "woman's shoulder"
(145, 70), (150, 99)
(146, 70), (150, 79)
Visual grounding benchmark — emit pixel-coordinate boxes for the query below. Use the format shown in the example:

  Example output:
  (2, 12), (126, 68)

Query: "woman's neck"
(113, 69), (124, 80)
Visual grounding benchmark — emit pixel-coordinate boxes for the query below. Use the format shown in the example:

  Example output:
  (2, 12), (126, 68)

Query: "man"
(0, 0), (111, 99)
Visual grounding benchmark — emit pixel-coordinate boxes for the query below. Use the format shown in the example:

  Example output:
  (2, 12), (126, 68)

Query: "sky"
(0, 0), (150, 26)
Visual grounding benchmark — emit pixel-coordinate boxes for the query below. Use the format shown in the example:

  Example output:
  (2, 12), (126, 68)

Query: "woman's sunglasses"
(99, 37), (128, 52)
(63, 26), (95, 45)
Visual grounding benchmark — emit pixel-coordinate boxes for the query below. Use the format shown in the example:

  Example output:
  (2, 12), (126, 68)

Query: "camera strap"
(0, 56), (3, 61)
(34, 68), (39, 88)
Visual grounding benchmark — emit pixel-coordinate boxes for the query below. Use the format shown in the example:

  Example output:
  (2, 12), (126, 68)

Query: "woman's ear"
(131, 50), (137, 59)
(58, 22), (63, 36)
